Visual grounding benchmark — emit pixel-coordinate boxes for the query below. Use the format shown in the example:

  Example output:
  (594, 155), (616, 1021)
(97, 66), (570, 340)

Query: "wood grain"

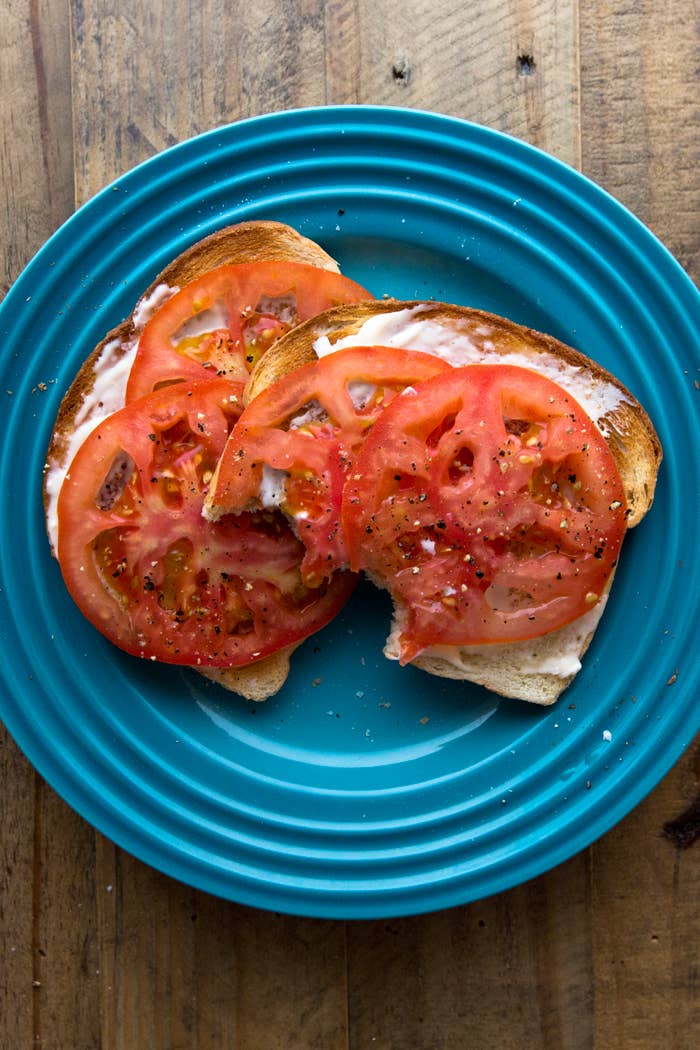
(91, 841), (348, 1050)
(326, 0), (580, 164)
(580, 0), (700, 277)
(346, 855), (595, 1050)
(0, 0), (73, 289)
(589, 767), (700, 1050)
(0, 732), (35, 1048)
(0, 3), (95, 1049)
(0, 0), (698, 1047)
(70, 0), (581, 203)
(580, 4), (700, 1044)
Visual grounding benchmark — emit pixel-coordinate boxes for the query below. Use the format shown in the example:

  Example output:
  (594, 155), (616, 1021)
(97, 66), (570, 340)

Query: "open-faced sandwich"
(205, 300), (661, 705)
(44, 221), (373, 699)
(46, 226), (662, 706)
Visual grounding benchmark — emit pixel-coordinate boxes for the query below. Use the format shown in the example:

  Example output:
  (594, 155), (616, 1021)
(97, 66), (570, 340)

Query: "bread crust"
(151, 220), (340, 287)
(245, 299), (662, 704)
(198, 645), (296, 702)
(45, 222), (340, 701)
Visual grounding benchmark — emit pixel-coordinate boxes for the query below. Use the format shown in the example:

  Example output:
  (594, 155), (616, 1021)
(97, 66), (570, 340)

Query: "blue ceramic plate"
(1, 107), (698, 918)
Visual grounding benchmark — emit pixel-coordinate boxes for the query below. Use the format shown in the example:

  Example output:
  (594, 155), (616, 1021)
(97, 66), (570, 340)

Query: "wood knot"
(662, 796), (700, 850)
(392, 58), (411, 86)
(517, 53), (536, 76)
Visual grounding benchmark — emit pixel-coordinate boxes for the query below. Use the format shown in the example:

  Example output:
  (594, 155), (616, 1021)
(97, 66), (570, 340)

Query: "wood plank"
(32, 783), (101, 1049)
(326, 0), (580, 166)
(69, 0), (334, 204)
(1, 3), (98, 1049)
(93, 844), (201, 1050)
(69, 5), (350, 1047)
(71, 0), (580, 207)
(0, 759), (100, 1050)
(93, 839), (349, 1050)
(0, 0), (74, 291)
(221, 903), (348, 1050)
(579, 0), (700, 277)
(0, 734), (35, 1048)
(589, 749), (700, 1050)
(347, 854), (594, 1050)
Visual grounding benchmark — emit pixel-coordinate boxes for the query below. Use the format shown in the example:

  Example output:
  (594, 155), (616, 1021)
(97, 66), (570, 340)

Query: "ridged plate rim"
(0, 106), (698, 918)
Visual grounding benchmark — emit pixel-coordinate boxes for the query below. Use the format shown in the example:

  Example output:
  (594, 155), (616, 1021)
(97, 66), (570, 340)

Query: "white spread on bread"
(132, 282), (178, 329)
(257, 465), (311, 523)
(171, 301), (229, 344)
(259, 464), (288, 508)
(346, 380), (377, 410)
(289, 400), (327, 429)
(313, 306), (442, 359)
(46, 282), (179, 551)
(312, 306), (631, 431)
(385, 595), (608, 683)
(45, 336), (139, 550)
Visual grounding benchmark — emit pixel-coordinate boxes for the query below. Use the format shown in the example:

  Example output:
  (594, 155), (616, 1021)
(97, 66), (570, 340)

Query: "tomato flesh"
(125, 261), (373, 402)
(57, 380), (356, 666)
(342, 364), (627, 660)
(206, 346), (451, 586)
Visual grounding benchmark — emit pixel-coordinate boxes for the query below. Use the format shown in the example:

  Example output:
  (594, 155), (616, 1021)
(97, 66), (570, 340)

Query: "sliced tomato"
(342, 364), (627, 661)
(125, 261), (373, 401)
(205, 346), (451, 586)
(57, 379), (356, 667)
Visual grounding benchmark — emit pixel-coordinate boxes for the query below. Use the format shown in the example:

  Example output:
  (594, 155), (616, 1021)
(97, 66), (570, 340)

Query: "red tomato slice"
(57, 379), (356, 667)
(125, 261), (373, 402)
(206, 346), (451, 586)
(342, 364), (628, 660)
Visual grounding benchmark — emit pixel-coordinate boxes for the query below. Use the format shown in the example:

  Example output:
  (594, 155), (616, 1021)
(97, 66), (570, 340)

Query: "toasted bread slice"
(245, 300), (662, 704)
(45, 221), (340, 701)
(198, 645), (295, 702)
(45, 221), (340, 548)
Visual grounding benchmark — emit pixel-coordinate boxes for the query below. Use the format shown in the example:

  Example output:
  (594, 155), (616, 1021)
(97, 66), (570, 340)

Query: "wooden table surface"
(1, 2), (698, 1047)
